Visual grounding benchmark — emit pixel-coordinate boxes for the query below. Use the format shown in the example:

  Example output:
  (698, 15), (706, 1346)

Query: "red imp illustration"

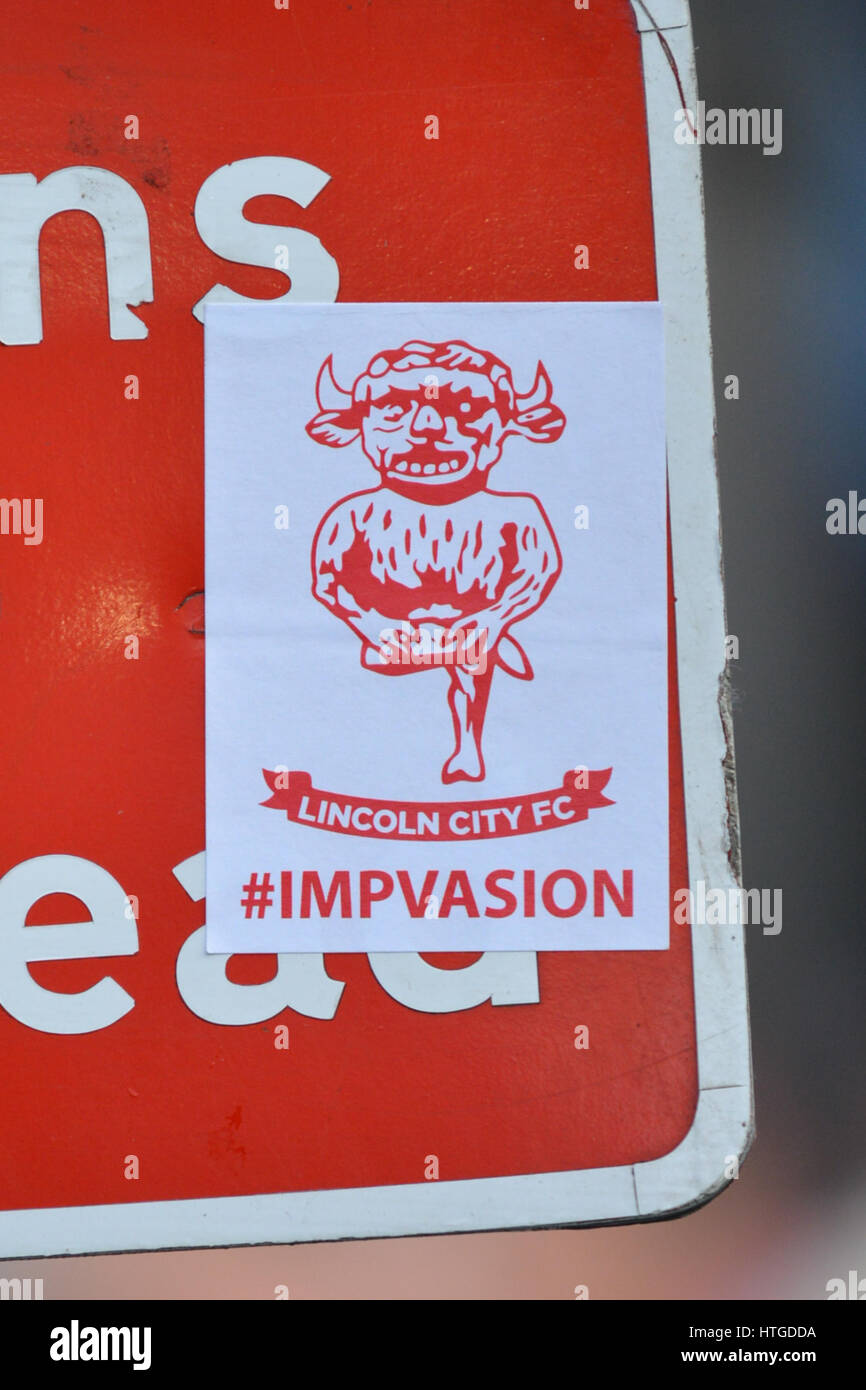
(307, 340), (566, 784)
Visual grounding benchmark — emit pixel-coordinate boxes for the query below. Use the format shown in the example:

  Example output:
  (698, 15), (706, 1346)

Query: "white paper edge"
(0, 2), (752, 1258)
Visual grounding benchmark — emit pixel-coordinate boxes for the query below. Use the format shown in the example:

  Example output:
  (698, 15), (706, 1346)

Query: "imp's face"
(360, 370), (508, 490)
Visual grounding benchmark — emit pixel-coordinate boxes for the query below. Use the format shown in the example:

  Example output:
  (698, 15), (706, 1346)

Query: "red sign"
(0, 0), (747, 1253)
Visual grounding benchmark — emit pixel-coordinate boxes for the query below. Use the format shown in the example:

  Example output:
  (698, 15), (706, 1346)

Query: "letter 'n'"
(0, 169), (153, 344)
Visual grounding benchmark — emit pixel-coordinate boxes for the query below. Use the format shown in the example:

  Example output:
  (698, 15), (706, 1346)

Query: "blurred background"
(3, 0), (864, 1298)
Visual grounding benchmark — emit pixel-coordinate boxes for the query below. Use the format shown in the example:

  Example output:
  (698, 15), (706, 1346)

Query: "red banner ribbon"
(261, 768), (614, 841)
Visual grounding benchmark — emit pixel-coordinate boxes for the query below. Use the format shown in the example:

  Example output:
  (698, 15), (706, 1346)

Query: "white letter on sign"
(0, 855), (138, 1033)
(191, 157), (339, 323)
(366, 953), (539, 1013)
(0, 168), (153, 344)
(173, 852), (345, 1022)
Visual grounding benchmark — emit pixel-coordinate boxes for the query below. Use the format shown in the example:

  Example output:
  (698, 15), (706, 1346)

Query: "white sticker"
(204, 301), (668, 953)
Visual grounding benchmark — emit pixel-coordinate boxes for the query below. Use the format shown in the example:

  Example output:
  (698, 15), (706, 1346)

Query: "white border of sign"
(0, 1), (752, 1257)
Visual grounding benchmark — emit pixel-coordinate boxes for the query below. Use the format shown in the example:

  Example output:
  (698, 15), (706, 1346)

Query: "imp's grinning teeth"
(389, 457), (467, 478)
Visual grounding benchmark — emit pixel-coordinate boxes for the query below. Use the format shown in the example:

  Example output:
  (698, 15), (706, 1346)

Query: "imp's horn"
(515, 362), (553, 413)
(315, 355), (353, 411)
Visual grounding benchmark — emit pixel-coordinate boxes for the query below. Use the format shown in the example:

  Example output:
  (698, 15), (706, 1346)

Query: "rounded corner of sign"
(629, 1079), (754, 1224)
